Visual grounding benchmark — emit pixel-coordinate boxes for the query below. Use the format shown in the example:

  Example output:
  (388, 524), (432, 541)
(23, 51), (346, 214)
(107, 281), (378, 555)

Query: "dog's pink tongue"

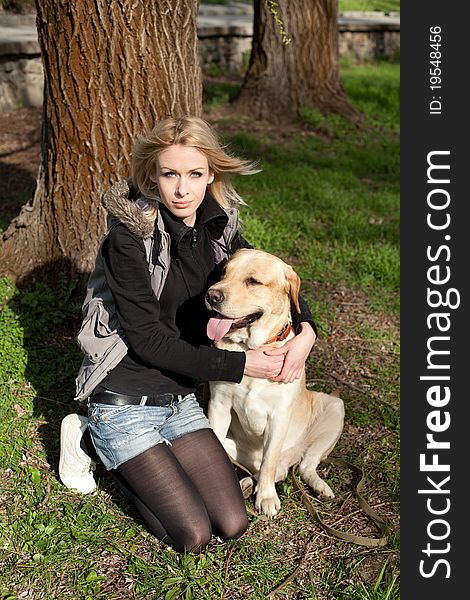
(207, 315), (234, 342)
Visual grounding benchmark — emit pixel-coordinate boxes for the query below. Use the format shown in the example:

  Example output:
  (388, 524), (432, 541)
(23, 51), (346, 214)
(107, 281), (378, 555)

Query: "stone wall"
(338, 30), (400, 62)
(0, 55), (42, 111)
(199, 29), (252, 76)
(337, 13), (400, 63)
(198, 25), (400, 77)
(197, 6), (400, 76)
(0, 14), (42, 111)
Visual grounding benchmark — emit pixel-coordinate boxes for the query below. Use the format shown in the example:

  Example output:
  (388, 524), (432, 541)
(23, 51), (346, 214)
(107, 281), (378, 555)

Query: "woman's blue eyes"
(161, 172), (203, 178)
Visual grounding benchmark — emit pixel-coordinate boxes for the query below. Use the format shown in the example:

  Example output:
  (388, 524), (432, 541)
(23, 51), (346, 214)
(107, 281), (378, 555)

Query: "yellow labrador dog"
(205, 249), (344, 518)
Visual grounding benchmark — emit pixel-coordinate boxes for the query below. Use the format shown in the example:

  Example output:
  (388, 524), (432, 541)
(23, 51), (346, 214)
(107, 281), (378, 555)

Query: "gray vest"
(74, 207), (239, 402)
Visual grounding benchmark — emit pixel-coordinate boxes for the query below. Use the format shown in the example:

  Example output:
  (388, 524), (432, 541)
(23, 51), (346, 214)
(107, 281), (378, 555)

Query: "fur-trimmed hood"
(102, 179), (157, 240)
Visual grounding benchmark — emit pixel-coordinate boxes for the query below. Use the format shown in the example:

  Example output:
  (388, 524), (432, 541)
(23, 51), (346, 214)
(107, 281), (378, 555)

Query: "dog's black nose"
(206, 288), (224, 306)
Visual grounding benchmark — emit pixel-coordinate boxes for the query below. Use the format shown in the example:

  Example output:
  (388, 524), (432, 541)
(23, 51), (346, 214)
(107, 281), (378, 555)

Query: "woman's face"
(156, 144), (214, 227)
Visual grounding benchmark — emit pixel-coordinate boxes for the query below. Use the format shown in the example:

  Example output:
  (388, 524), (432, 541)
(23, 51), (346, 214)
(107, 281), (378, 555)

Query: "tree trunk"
(0, 0), (202, 286)
(237, 0), (362, 124)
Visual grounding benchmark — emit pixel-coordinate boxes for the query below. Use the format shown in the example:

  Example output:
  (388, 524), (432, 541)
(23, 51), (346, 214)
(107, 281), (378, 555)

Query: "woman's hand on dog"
(265, 322), (317, 383)
(244, 323), (316, 382)
(244, 347), (285, 379)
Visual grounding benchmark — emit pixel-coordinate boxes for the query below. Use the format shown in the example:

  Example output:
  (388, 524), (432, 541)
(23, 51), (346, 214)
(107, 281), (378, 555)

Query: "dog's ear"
(285, 265), (301, 313)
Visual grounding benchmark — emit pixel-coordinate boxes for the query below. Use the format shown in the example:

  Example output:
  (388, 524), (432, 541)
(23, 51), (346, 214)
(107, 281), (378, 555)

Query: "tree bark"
(0, 0), (202, 286)
(236, 0), (363, 124)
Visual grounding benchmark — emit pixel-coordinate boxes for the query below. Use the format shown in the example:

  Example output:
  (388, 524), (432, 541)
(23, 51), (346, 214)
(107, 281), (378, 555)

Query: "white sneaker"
(59, 414), (96, 494)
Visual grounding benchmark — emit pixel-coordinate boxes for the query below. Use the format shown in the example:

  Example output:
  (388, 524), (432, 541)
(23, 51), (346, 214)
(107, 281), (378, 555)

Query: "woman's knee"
(217, 511), (249, 541)
(173, 512), (248, 550)
(174, 523), (212, 553)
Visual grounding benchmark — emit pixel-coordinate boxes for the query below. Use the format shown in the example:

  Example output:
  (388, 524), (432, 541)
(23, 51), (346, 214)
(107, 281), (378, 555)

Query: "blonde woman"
(59, 116), (317, 552)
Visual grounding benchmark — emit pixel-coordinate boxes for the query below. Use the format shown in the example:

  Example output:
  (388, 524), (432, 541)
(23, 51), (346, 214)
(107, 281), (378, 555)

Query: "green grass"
(203, 80), (241, 112)
(1, 60), (399, 599)
(339, 0), (400, 13)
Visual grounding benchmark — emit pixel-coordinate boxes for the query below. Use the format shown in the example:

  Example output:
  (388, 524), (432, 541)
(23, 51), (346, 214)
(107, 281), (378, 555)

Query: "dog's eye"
(245, 277), (261, 286)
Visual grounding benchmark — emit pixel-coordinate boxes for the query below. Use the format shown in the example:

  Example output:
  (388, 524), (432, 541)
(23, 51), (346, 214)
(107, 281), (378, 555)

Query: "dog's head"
(205, 249), (301, 349)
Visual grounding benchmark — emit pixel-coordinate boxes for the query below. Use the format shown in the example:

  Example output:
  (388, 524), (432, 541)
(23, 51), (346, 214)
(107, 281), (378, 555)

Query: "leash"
(291, 457), (389, 547)
(264, 458), (389, 598)
(233, 457), (389, 547)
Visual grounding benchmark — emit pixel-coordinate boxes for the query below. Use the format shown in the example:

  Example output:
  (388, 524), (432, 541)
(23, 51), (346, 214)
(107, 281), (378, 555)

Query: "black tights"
(84, 428), (248, 552)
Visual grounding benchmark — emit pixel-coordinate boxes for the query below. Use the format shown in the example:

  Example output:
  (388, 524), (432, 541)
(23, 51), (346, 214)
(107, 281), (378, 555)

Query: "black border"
(401, 3), (468, 596)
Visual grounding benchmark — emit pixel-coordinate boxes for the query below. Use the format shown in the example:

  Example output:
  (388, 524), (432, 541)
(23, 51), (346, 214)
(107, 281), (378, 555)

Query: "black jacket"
(98, 194), (315, 396)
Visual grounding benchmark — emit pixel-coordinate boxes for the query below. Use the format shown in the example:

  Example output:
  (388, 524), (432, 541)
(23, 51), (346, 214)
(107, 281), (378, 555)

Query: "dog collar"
(264, 322), (293, 345)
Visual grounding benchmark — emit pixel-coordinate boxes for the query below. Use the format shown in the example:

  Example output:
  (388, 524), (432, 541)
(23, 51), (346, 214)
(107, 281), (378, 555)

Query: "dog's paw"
(239, 476), (254, 499)
(313, 478), (335, 500)
(255, 491), (281, 518)
(303, 472), (335, 500)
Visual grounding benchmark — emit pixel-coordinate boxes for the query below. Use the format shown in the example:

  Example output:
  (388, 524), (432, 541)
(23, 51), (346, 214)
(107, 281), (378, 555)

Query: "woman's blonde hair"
(131, 116), (259, 208)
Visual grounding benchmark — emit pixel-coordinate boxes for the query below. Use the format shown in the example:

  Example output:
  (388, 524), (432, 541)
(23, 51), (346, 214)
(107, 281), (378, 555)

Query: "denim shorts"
(87, 393), (210, 470)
